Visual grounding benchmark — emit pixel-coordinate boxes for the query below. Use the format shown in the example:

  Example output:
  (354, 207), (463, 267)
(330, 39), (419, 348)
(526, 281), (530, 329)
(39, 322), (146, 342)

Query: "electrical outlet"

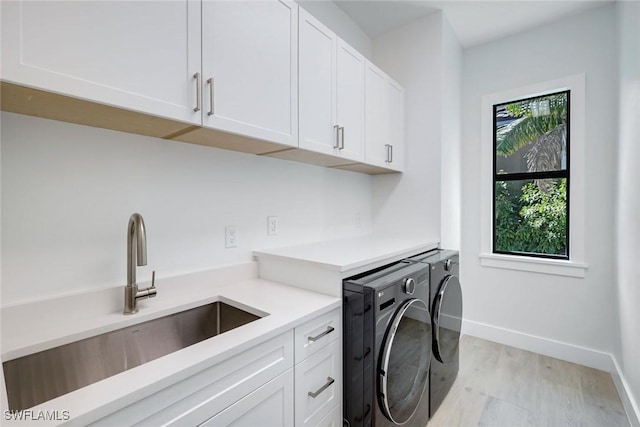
(225, 225), (238, 248)
(267, 216), (278, 236)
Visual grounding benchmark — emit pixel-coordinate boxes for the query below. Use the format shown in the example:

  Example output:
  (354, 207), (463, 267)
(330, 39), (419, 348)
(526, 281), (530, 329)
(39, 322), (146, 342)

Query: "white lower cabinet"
(316, 406), (342, 427)
(294, 307), (342, 427)
(200, 369), (294, 427)
(89, 331), (293, 426)
(90, 309), (342, 427)
(294, 339), (341, 427)
(294, 307), (342, 363)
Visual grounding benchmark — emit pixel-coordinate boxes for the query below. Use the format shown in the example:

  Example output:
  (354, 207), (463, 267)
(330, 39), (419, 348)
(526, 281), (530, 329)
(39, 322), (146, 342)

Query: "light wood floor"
(428, 335), (630, 427)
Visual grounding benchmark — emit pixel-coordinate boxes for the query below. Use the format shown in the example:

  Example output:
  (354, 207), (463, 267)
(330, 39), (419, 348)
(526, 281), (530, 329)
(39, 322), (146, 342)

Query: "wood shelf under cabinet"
(331, 162), (399, 175)
(1, 80), (400, 175)
(0, 81), (291, 155)
(0, 81), (194, 139)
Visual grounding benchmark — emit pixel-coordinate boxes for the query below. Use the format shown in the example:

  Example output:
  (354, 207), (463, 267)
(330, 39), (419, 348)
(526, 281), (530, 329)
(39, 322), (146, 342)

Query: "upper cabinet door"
(202, 0), (298, 148)
(0, 0), (201, 125)
(298, 8), (337, 156)
(336, 41), (365, 163)
(365, 62), (389, 168)
(364, 61), (405, 172)
(386, 78), (405, 172)
(299, 8), (364, 162)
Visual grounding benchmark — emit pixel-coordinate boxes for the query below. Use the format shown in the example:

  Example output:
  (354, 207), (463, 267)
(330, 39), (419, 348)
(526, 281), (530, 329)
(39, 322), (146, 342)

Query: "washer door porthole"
(432, 275), (463, 363)
(379, 298), (431, 425)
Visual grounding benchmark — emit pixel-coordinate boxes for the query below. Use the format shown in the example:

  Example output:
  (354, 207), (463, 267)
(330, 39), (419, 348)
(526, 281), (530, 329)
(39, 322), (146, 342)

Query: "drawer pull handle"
(308, 377), (335, 398)
(308, 326), (334, 342)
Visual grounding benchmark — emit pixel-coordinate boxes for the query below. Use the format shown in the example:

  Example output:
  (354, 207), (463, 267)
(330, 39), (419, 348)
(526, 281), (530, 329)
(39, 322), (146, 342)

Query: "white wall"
(615, 0), (640, 419)
(0, 112), (372, 305)
(370, 13), (444, 241)
(461, 5), (619, 365)
(440, 16), (462, 250)
(296, 0), (372, 58)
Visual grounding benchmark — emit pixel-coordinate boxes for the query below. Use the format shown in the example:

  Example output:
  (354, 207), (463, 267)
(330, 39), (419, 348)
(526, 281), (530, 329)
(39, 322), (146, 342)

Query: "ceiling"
(333, 0), (613, 48)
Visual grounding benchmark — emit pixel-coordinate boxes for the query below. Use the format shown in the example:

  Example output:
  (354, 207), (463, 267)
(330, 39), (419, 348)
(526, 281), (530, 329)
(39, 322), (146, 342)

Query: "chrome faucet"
(124, 213), (157, 314)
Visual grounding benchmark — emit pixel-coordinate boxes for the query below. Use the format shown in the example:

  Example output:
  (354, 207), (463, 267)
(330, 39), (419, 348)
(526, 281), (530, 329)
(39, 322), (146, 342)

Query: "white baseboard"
(462, 319), (640, 426)
(611, 357), (640, 427)
(462, 319), (613, 371)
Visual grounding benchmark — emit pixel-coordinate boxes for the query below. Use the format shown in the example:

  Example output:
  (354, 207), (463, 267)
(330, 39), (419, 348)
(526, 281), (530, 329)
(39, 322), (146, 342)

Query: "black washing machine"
(343, 259), (433, 427)
(406, 249), (463, 418)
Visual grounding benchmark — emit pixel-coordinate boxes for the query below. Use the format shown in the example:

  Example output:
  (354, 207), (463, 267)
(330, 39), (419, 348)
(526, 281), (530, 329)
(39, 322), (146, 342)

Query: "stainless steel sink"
(3, 301), (263, 411)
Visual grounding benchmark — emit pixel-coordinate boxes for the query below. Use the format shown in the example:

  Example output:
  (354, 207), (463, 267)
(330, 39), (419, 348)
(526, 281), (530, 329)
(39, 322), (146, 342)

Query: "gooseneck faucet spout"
(127, 213), (147, 286)
(124, 213), (157, 314)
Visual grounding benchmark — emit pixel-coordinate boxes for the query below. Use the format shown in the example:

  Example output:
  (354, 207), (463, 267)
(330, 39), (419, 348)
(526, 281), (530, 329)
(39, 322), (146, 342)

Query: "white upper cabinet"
(386, 78), (405, 172)
(298, 8), (337, 156)
(201, 0), (298, 148)
(364, 61), (405, 172)
(0, 0), (201, 125)
(1, 1), (402, 173)
(365, 63), (389, 167)
(299, 8), (364, 162)
(335, 40), (366, 163)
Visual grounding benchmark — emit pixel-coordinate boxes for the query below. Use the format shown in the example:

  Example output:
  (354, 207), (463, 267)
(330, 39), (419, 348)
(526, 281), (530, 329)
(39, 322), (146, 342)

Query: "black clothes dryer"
(343, 260), (433, 427)
(406, 249), (463, 418)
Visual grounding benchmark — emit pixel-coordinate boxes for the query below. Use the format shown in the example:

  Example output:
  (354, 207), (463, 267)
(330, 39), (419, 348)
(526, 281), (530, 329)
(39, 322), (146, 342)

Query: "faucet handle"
(147, 271), (157, 297)
(136, 271), (157, 301)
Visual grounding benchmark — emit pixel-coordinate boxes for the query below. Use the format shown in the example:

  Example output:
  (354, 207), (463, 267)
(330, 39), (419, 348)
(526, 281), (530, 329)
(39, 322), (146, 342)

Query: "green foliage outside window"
(495, 179), (567, 256)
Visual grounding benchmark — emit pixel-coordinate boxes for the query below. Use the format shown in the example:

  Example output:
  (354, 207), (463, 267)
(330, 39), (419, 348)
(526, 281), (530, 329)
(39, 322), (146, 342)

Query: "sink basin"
(3, 301), (263, 411)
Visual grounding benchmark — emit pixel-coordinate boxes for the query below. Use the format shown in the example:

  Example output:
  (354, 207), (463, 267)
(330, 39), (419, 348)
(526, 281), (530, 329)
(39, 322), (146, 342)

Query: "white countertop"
(2, 236), (436, 424)
(254, 235), (439, 275)
(1, 263), (339, 426)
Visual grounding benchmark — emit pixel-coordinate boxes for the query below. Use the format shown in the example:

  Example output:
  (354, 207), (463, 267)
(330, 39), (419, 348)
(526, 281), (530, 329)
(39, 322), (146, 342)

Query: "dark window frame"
(492, 90), (571, 260)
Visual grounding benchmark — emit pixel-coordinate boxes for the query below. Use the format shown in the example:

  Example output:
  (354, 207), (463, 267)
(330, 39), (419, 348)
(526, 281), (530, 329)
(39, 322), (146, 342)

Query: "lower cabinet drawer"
(295, 339), (341, 427)
(200, 369), (294, 427)
(316, 405), (342, 427)
(294, 308), (341, 363)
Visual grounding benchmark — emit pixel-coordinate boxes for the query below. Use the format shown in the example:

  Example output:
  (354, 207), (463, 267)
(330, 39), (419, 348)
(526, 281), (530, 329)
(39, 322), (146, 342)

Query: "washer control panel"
(403, 277), (416, 295)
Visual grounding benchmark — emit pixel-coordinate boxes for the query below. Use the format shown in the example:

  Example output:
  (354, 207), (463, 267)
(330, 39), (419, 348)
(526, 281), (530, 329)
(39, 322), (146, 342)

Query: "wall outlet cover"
(267, 216), (278, 236)
(225, 225), (238, 248)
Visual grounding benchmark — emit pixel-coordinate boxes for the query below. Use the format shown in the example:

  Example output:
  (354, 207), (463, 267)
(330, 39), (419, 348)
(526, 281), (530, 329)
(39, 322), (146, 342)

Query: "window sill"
(479, 253), (587, 278)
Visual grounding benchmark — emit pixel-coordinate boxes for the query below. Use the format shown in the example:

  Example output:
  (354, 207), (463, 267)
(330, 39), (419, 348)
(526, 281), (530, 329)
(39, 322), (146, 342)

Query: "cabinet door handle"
(333, 125), (340, 149)
(308, 377), (335, 398)
(385, 144), (393, 163)
(308, 326), (334, 342)
(207, 77), (214, 116)
(339, 126), (345, 150)
(193, 72), (201, 112)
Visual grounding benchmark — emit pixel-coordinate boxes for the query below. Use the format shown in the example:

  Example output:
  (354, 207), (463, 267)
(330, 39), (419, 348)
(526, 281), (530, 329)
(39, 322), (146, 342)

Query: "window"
(493, 91), (570, 259)
(480, 75), (586, 277)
